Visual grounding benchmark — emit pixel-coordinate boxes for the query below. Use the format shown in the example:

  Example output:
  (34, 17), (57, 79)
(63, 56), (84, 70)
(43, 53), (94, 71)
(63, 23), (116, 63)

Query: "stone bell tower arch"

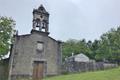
(32, 5), (49, 33)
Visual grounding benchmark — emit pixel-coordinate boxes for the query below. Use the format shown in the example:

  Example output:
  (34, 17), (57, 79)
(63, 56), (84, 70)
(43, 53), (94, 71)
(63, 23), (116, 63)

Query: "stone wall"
(62, 61), (118, 73)
(0, 59), (9, 80)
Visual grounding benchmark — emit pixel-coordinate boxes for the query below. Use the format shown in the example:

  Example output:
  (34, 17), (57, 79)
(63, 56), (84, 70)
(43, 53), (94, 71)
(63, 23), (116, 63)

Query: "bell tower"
(32, 5), (49, 33)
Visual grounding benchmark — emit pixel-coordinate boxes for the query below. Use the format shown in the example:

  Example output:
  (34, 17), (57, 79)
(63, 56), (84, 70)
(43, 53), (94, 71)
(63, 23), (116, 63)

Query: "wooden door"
(33, 61), (44, 80)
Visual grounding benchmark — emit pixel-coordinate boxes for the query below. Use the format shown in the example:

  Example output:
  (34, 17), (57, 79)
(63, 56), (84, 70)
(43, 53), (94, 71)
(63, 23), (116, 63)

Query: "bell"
(36, 23), (40, 27)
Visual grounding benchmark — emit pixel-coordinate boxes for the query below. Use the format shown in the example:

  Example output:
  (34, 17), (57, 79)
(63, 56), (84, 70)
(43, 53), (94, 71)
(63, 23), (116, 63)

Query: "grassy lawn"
(43, 67), (120, 80)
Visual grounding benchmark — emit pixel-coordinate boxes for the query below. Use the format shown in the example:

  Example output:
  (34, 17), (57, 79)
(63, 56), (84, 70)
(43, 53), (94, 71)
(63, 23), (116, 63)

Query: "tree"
(62, 26), (120, 63)
(62, 39), (92, 60)
(96, 27), (120, 63)
(62, 39), (78, 60)
(0, 16), (15, 59)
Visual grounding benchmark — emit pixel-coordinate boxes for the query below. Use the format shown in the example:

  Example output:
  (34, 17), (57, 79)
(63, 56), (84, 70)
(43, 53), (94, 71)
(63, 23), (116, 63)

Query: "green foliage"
(96, 27), (120, 62)
(62, 26), (120, 63)
(43, 67), (120, 80)
(0, 16), (15, 58)
(62, 39), (92, 60)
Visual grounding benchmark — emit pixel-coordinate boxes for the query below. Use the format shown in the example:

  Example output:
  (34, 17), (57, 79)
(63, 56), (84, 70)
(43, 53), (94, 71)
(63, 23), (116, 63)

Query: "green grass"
(43, 67), (120, 80)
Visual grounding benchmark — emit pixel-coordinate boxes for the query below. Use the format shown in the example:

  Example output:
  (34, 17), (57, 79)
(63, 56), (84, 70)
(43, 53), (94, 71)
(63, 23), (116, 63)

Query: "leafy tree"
(62, 39), (78, 60)
(107, 27), (120, 63)
(62, 26), (120, 64)
(87, 40), (100, 60)
(0, 16), (15, 59)
(62, 39), (92, 60)
(96, 27), (120, 63)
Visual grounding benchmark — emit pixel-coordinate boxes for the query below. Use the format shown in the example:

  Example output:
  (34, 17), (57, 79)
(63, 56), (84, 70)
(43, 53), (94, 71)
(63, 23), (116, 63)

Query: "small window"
(36, 42), (44, 52)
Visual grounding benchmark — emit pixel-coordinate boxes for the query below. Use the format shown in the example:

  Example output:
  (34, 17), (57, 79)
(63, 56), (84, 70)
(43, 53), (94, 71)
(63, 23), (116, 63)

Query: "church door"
(33, 61), (44, 80)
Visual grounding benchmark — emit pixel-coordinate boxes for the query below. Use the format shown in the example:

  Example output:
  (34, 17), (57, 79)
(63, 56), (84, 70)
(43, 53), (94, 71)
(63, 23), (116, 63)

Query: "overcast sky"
(0, 0), (120, 41)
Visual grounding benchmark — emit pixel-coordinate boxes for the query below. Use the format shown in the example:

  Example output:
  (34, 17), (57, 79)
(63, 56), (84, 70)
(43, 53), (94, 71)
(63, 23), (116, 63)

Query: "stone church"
(8, 5), (62, 80)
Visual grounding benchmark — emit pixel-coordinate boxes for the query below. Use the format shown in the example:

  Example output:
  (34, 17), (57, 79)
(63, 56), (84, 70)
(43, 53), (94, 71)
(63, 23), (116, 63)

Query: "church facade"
(8, 5), (62, 80)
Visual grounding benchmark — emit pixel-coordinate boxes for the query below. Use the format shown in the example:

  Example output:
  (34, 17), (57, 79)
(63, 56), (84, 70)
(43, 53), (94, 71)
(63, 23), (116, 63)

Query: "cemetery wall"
(62, 61), (118, 73)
